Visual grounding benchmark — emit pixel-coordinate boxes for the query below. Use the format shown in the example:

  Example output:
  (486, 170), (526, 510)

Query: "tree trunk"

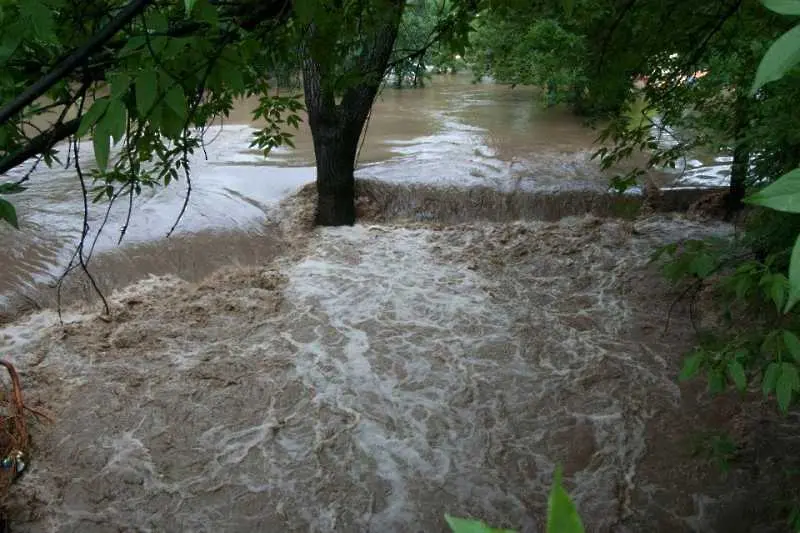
(302, 2), (404, 226)
(309, 117), (362, 226)
(728, 90), (750, 214)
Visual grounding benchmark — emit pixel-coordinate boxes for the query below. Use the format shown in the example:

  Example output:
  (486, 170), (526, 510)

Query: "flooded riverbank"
(0, 75), (729, 315)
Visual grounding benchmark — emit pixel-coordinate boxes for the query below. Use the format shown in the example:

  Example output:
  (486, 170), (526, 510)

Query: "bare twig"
(71, 135), (110, 316)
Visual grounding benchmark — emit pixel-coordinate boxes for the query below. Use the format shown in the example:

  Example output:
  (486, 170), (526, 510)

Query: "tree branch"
(0, 0), (154, 127)
(0, 118), (80, 176)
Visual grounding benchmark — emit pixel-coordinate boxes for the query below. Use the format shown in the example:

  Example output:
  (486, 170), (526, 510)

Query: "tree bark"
(302, 1), (404, 226)
(728, 90), (749, 214)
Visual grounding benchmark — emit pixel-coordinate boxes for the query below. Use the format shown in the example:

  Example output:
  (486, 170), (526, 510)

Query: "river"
(3, 76), (788, 533)
(0, 74), (729, 313)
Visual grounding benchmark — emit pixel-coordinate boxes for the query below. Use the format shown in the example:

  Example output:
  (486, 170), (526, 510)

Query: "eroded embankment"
(0, 182), (787, 532)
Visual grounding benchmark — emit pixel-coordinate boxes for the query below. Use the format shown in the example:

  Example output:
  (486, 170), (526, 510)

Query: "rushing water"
(4, 77), (786, 533)
(0, 75), (725, 310)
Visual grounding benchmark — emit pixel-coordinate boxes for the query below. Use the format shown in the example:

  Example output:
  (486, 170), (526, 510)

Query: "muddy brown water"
(0, 74), (726, 313)
(4, 75), (786, 533)
(0, 203), (794, 532)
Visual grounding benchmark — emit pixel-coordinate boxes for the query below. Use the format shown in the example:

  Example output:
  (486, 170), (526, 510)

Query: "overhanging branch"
(0, 118), (80, 176)
(0, 0), (154, 127)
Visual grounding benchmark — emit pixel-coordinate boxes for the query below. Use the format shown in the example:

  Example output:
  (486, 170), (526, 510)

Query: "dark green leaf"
(784, 331), (800, 362)
(0, 183), (26, 195)
(772, 277), (787, 313)
(680, 351), (705, 380)
(93, 128), (111, 171)
(762, 0), (800, 15)
(21, 0), (56, 42)
(786, 234), (800, 312)
(444, 514), (516, 533)
(776, 370), (795, 412)
(751, 24), (800, 95)
(103, 99), (128, 145)
(136, 70), (159, 118)
(709, 370), (727, 394)
(784, 362), (800, 391)
(690, 254), (715, 278)
(0, 198), (19, 229)
(145, 10), (169, 33)
(764, 362), (781, 396)
(164, 85), (188, 123)
(185, 0), (198, 15)
(108, 73), (132, 99)
(159, 107), (184, 138)
(194, 0), (219, 24)
(547, 466), (585, 533)
(77, 98), (110, 138)
(120, 36), (146, 55)
(728, 361), (747, 392)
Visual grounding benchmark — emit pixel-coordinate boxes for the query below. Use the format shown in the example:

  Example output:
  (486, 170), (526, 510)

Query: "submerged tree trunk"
(302, 2), (405, 226)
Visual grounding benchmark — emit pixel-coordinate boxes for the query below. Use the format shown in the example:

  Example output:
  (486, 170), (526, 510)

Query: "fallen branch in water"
(0, 360), (51, 500)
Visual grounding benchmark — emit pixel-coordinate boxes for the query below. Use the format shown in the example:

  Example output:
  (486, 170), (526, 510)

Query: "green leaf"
(680, 351), (705, 380)
(444, 515), (516, 533)
(709, 370), (727, 394)
(728, 361), (747, 392)
(120, 36), (146, 55)
(547, 466), (585, 533)
(93, 127), (111, 171)
(108, 73), (132, 99)
(20, 0), (56, 42)
(563, 0), (575, 16)
(164, 84), (188, 123)
(772, 276), (787, 312)
(0, 183), (26, 195)
(785, 362), (800, 391)
(0, 198), (19, 229)
(103, 98), (128, 145)
(763, 0), (800, 15)
(784, 331), (800, 362)
(745, 169), (800, 213)
(145, 10), (169, 33)
(751, 24), (800, 95)
(690, 254), (715, 278)
(786, 234), (800, 312)
(135, 70), (159, 118)
(185, 0), (198, 15)
(735, 275), (753, 300)
(776, 369), (795, 412)
(77, 98), (110, 138)
(763, 362), (781, 396)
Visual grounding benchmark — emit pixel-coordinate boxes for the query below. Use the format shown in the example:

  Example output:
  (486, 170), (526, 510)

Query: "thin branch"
(0, 119), (80, 176)
(0, 0), (153, 127)
(167, 157), (192, 237)
(71, 135), (110, 316)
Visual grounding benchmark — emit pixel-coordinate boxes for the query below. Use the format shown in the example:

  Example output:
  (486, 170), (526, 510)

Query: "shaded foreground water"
(1, 184), (794, 532)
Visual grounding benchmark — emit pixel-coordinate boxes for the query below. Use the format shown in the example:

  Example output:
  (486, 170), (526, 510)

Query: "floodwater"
(0, 75), (724, 312)
(2, 75), (791, 532)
